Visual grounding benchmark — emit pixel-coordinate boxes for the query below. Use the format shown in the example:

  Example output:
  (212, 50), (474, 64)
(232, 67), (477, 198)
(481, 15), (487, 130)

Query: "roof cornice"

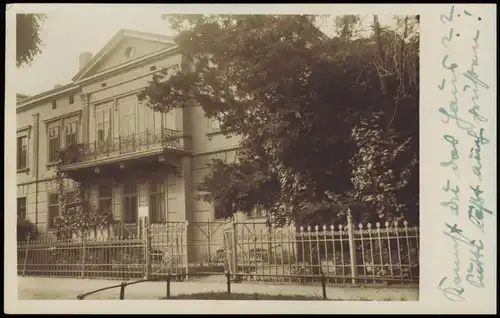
(16, 45), (180, 111)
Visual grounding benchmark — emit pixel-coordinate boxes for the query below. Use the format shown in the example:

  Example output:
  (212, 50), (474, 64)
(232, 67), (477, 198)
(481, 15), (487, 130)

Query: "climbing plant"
(53, 148), (115, 240)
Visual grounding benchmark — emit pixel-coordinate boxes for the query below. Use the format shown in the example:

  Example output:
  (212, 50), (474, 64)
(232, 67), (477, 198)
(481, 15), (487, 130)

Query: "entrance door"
(123, 182), (138, 237)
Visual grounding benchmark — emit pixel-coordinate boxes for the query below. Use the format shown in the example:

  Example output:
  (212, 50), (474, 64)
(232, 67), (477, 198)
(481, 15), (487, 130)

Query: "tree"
(139, 14), (419, 226)
(16, 13), (47, 68)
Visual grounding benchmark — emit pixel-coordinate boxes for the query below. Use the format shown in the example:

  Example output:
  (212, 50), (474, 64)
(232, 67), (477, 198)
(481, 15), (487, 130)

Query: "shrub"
(17, 218), (37, 242)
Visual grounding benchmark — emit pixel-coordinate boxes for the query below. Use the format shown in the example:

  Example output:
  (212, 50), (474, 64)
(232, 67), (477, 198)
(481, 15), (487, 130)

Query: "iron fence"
(17, 218), (419, 285)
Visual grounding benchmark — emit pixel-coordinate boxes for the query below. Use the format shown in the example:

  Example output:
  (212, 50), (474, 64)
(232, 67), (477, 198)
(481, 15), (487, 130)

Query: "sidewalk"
(18, 276), (418, 301)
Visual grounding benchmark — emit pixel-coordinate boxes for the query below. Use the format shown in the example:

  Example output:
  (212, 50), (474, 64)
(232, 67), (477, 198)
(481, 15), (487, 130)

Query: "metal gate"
(140, 218), (189, 280)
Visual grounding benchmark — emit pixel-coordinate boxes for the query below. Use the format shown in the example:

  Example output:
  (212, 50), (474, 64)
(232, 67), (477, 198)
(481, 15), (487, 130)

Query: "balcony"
(58, 128), (190, 171)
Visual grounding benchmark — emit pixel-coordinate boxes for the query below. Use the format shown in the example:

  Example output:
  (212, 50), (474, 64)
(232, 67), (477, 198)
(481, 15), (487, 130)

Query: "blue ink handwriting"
(438, 224), (485, 300)
(466, 240), (485, 288)
(440, 135), (460, 175)
(440, 5), (455, 24)
(468, 185), (494, 231)
(441, 180), (460, 216)
(439, 57), (476, 131)
(468, 128), (489, 182)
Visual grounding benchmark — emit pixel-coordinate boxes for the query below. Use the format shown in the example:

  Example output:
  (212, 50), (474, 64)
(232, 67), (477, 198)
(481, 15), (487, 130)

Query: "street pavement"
(17, 276), (418, 301)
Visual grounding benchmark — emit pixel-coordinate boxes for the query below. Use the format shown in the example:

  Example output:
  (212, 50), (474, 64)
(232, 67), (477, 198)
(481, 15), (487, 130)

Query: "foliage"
(16, 13), (47, 68)
(17, 217), (37, 241)
(139, 14), (419, 226)
(53, 150), (115, 240)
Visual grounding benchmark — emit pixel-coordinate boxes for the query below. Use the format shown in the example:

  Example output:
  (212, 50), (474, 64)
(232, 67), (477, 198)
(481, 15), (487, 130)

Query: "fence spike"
(322, 225), (327, 230)
(338, 224), (343, 230)
(403, 220), (408, 227)
(307, 226), (311, 231)
(394, 221), (399, 227)
(367, 223), (372, 229)
(299, 226), (304, 232)
(376, 222), (381, 228)
(314, 225), (319, 231)
(330, 225), (334, 230)
(385, 221), (390, 227)
(358, 223), (363, 229)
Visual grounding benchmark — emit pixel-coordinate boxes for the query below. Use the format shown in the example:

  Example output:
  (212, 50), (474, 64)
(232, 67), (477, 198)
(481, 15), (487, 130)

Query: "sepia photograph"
(13, 7), (420, 302)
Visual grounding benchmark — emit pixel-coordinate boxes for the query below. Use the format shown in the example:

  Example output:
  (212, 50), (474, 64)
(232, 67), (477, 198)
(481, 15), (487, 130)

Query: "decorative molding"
(43, 110), (82, 127)
(80, 93), (88, 103)
(17, 125), (32, 138)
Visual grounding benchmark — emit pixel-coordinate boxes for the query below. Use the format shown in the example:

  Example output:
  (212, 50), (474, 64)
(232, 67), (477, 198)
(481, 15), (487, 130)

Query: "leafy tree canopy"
(16, 13), (47, 68)
(139, 14), (419, 226)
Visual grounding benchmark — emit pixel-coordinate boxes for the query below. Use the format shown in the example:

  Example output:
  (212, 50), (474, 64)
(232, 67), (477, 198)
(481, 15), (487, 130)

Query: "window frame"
(149, 179), (166, 223)
(47, 192), (59, 230)
(47, 124), (61, 163)
(44, 112), (81, 165)
(17, 135), (28, 171)
(208, 117), (221, 133)
(123, 183), (138, 224)
(248, 205), (267, 219)
(98, 185), (113, 214)
(95, 103), (113, 144)
(64, 120), (78, 147)
(17, 197), (27, 220)
(214, 199), (232, 220)
(16, 126), (31, 172)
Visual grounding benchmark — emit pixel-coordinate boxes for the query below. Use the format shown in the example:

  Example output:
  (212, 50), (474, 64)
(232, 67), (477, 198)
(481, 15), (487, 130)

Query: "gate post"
(347, 209), (357, 284)
(140, 214), (151, 280)
(231, 221), (238, 277)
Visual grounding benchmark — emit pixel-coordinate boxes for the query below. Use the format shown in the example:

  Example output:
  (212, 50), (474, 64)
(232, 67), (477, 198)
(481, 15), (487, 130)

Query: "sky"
(14, 6), (173, 96)
(13, 5), (398, 97)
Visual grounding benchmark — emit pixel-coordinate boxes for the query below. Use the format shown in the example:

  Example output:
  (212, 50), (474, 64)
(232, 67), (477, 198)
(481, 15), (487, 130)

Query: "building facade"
(16, 29), (266, 255)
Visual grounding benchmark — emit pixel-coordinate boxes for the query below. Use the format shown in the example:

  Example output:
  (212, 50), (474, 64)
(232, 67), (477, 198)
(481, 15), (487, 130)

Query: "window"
(65, 121), (78, 147)
(249, 206), (266, 218)
(119, 96), (137, 137)
(65, 191), (76, 204)
(150, 180), (165, 223)
(69, 95), (74, 105)
(48, 126), (61, 162)
(165, 111), (175, 130)
(17, 197), (27, 219)
(17, 136), (28, 170)
(149, 65), (157, 71)
(125, 46), (136, 59)
(210, 118), (221, 131)
(98, 185), (112, 214)
(52, 100), (57, 109)
(64, 191), (77, 215)
(214, 199), (232, 220)
(48, 193), (59, 229)
(96, 106), (112, 144)
(123, 183), (137, 223)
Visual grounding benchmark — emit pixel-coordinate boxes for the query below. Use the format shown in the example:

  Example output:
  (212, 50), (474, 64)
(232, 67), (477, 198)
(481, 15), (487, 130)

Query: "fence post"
(225, 271), (231, 294)
(347, 209), (357, 284)
(231, 221), (238, 276)
(22, 233), (31, 276)
(119, 282), (127, 300)
(321, 274), (327, 300)
(166, 274), (171, 299)
(81, 232), (87, 278)
(207, 218), (211, 267)
(144, 218), (151, 280)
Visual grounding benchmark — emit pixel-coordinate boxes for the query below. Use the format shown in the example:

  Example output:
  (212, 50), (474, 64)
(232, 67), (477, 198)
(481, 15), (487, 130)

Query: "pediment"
(72, 29), (175, 81)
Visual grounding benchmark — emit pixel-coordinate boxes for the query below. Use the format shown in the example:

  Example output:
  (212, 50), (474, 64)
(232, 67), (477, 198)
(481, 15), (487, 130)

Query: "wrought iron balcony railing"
(58, 128), (183, 166)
